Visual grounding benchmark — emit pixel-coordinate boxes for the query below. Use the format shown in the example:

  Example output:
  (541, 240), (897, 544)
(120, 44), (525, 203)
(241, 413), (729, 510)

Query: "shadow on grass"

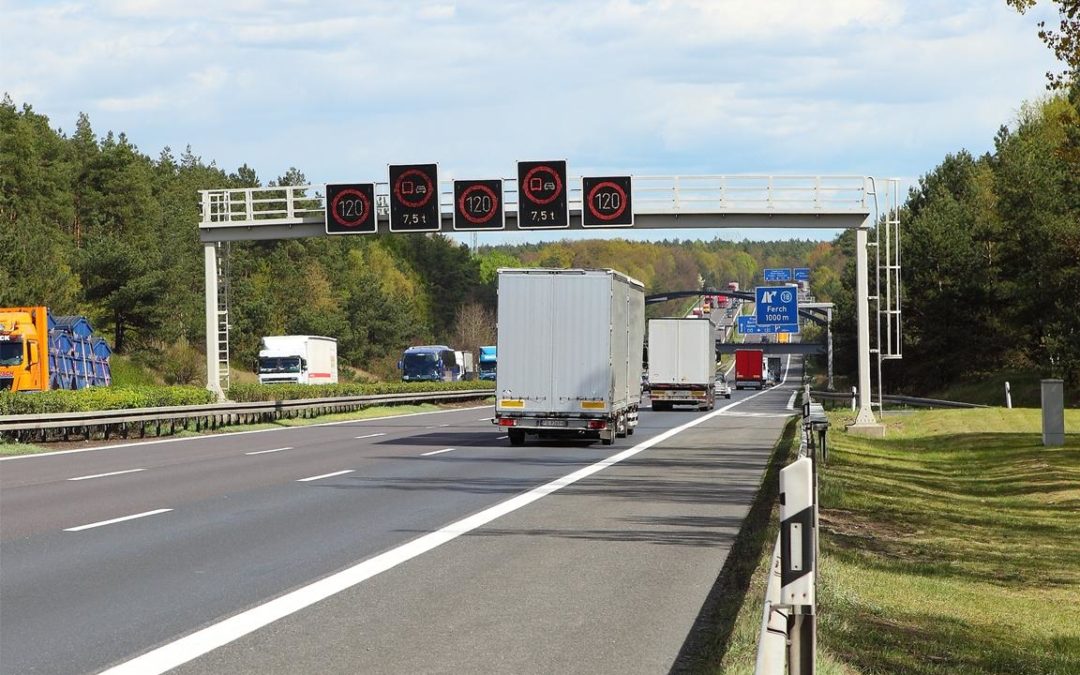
(668, 416), (798, 674)
(823, 604), (1080, 675)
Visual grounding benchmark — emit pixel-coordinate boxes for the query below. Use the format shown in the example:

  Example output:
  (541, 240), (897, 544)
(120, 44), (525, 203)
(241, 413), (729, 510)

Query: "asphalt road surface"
(0, 359), (801, 674)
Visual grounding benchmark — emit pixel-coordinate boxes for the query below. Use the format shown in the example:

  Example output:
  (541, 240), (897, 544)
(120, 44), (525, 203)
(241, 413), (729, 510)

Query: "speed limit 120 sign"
(582, 176), (633, 227)
(325, 183), (377, 235)
(453, 179), (504, 230)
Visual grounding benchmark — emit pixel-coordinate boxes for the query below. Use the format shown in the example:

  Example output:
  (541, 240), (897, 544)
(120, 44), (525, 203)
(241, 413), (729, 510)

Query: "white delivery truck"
(257, 335), (338, 385)
(494, 268), (645, 446)
(647, 318), (716, 411)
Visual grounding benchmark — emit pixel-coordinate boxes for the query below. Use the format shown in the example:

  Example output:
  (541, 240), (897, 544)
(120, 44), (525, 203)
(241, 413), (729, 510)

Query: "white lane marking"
(787, 392), (797, 410)
(438, 424), (450, 428)
(64, 509), (172, 532)
(99, 388), (778, 675)
(354, 433), (386, 440)
(67, 468), (145, 481)
(244, 447), (292, 456)
(497, 435), (509, 440)
(421, 448), (455, 456)
(477, 417), (492, 422)
(296, 470), (354, 483)
(1, 405), (493, 462)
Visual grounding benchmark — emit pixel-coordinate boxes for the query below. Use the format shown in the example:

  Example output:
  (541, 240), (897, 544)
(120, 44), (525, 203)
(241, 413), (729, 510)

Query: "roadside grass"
(817, 408), (1080, 674)
(107, 355), (163, 387)
(0, 402), (488, 456)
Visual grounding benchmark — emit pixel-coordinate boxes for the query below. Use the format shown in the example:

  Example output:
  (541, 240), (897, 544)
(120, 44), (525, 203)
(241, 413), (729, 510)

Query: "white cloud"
(0, 0), (1063, 230)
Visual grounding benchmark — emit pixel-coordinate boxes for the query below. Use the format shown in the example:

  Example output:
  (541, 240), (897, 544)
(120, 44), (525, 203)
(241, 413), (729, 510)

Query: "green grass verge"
(817, 408), (1080, 674)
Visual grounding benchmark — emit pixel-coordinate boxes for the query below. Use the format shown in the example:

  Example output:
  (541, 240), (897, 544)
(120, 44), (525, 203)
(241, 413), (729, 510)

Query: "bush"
(227, 380), (496, 402)
(161, 339), (205, 386)
(0, 386), (215, 415)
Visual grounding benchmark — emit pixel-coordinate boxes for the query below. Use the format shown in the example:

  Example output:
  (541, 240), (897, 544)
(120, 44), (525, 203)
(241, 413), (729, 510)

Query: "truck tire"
(509, 429), (526, 446)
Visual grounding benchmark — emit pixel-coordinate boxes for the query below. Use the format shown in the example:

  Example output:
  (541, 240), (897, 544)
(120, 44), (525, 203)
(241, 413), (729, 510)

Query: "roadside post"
(1041, 379), (1065, 447)
(780, 456), (816, 674)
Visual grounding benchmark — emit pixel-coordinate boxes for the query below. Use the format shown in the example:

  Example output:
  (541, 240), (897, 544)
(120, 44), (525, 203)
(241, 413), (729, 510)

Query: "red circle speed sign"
(522, 165), (563, 206)
(458, 183), (499, 225)
(392, 168), (435, 208)
(330, 188), (371, 227)
(586, 181), (628, 222)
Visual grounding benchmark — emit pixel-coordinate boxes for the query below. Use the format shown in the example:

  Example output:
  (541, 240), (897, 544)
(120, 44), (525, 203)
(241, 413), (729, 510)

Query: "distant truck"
(399, 345), (458, 382)
(258, 336), (338, 385)
(494, 268), (645, 446)
(478, 345), (497, 381)
(647, 318), (716, 411)
(734, 348), (766, 390)
(454, 350), (475, 380)
(727, 281), (740, 293)
(766, 356), (783, 385)
(0, 306), (112, 392)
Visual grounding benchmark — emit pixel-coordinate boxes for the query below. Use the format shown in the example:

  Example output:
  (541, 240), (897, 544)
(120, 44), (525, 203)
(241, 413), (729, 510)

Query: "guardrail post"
(1005, 381), (1012, 409)
(781, 456), (816, 674)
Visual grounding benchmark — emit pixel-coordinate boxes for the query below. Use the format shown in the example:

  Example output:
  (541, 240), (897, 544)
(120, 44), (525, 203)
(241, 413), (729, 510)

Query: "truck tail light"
(588, 420), (607, 430)
(498, 418), (517, 427)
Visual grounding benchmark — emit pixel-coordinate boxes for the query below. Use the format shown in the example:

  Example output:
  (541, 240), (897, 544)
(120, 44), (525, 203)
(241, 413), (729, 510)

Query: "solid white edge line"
(67, 468), (145, 481)
(496, 435), (509, 440)
(100, 389), (786, 675)
(64, 508), (172, 532)
(244, 447), (292, 456)
(0, 405), (493, 462)
(421, 448), (454, 456)
(296, 469), (354, 483)
(786, 393), (797, 410)
(354, 433), (386, 440)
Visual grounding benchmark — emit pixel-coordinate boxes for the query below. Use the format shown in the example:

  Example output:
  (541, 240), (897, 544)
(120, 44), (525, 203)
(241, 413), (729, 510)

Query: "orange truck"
(0, 307), (111, 392)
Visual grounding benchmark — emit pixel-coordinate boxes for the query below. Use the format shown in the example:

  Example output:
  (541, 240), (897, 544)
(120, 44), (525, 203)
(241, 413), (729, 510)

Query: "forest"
(1, 76), (1078, 394)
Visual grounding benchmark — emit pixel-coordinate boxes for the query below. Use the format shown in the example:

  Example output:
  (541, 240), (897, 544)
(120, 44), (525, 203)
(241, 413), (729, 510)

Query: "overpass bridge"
(198, 174), (896, 431)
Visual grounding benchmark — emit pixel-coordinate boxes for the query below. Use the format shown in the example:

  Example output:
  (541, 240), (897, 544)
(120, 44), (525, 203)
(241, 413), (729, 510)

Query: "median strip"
(296, 470), (354, 482)
(67, 468), (145, 481)
(64, 508), (172, 532)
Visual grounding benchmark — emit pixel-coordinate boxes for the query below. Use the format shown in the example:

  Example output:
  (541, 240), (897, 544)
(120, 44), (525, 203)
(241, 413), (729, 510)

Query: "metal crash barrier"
(756, 386), (827, 674)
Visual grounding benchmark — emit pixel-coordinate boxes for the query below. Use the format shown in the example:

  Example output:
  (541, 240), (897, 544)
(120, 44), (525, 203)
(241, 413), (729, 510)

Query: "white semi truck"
(494, 268), (645, 446)
(257, 335), (338, 385)
(646, 318), (716, 411)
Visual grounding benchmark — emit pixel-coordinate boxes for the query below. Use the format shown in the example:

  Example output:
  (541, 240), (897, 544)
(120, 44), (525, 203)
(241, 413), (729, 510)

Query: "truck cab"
(0, 307), (48, 392)
(478, 346), (497, 381)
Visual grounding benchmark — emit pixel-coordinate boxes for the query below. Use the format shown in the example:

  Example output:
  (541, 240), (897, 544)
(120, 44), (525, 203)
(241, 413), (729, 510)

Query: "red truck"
(734, 349), (765, 390)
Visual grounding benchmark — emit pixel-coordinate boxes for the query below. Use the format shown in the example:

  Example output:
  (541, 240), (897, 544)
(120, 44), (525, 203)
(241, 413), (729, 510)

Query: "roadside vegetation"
(706, 407), (1080, 674)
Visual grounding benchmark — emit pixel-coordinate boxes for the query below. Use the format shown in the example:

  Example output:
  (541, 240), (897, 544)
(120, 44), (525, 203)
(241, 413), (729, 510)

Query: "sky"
(0, 0), (1062, 244)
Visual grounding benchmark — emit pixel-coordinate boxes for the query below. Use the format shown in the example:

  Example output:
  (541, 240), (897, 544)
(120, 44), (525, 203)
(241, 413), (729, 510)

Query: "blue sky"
(0, 0), (1061, 243)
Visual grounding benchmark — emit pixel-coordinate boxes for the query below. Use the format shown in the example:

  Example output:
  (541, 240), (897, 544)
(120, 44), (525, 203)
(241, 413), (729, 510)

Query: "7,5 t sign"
(389, 163), (440, 232)
(517, 160), (568, 229)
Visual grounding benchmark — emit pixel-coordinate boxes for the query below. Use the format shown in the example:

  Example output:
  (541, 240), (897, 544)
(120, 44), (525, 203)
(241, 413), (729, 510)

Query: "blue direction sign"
(738, 315), (799, 334)
(794, 268), (810, 281)
(764, 268), (792, 282)
(756, 286), (799, 325)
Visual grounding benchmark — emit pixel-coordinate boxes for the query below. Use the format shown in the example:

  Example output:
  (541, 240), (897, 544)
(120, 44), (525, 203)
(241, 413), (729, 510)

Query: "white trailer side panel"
(306, 337), (338, 384)
(626, 281), (646, 406)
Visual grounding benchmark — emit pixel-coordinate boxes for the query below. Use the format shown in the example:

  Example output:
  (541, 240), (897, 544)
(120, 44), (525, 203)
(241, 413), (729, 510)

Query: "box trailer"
(647, 318), (716, 411)
(494, 268), (645, 446)
(734, 348), (765, 390)
(258, 336), (338, 385)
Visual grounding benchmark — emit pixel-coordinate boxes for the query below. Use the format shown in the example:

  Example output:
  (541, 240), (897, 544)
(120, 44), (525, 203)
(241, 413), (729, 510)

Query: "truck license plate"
(539, 419), (567, 427)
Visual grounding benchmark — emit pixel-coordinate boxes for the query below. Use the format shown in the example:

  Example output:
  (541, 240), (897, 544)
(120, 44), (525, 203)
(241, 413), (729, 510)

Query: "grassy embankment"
(712, 407), (1080, 674)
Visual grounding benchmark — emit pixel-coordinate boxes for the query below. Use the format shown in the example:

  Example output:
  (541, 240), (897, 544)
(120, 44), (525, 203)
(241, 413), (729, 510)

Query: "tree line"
(0, 97), (839, 382)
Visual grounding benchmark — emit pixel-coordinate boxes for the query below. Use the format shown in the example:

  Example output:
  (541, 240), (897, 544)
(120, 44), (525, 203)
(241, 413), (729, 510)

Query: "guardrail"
(809, 390), (987, 409)
(0, 390), (494, 443)
(756, 386), (827, 674)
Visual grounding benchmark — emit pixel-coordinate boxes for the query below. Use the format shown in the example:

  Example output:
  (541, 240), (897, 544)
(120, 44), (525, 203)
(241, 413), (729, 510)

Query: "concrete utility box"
(1041, 379), (1065, 447)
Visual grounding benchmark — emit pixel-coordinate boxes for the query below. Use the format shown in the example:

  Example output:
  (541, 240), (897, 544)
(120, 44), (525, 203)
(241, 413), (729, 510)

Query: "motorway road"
(0, 361), (801, 675)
